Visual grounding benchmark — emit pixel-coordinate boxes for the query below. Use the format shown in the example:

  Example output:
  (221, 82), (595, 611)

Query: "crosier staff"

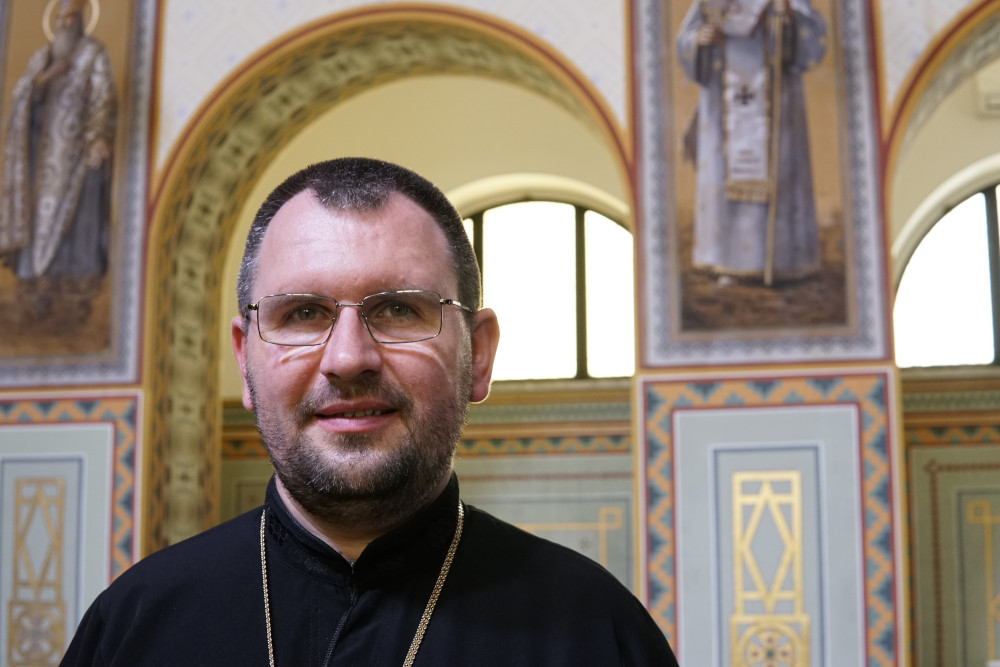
(764, 0), (790, 286)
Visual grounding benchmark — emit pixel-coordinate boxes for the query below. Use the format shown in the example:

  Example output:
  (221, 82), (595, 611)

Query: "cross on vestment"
(735, 84), (755, 105)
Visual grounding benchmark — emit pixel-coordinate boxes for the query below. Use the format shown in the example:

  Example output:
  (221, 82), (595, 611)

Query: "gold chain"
(259, 509), (275, 667)
(260, 501), (465, 667)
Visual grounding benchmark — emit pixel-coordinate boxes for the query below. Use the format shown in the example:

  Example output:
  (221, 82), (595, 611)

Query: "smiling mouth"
(324, 409), (393, 418)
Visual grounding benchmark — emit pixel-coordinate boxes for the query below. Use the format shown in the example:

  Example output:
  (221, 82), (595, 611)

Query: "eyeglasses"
(244, 290), (474, 346)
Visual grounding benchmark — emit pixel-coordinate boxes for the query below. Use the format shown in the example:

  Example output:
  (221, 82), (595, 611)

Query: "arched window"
(894, 185), (1000, 367)
(464, 200), (635, 381)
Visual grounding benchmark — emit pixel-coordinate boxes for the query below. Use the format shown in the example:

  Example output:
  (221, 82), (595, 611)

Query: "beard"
(51, 21), (83, 61)
(246, 348), (472, 530)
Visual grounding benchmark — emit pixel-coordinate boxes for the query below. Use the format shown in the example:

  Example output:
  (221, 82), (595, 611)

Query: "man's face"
(54, 9), (83, 35)
(52, 10), (83, 57)
(232, 190), (497, 521)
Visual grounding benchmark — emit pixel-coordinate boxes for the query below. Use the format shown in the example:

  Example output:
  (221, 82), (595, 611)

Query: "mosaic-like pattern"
(0, 396), (139, 579)
(642, 372), (898, 665)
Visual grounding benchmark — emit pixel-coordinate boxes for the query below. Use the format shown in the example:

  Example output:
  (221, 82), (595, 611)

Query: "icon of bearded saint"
(0, 0), (116, 292)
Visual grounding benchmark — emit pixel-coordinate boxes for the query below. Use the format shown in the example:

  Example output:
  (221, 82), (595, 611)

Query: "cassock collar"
(263, 474), (461, 588)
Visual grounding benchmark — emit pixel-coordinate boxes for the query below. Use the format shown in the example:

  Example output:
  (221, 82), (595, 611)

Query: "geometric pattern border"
(640, 370), (899, 665)
(467, 400), (631, 425)
(226, 395), (633, 429)
(905, 423), (1000, 447)
(458, 434), (630, 457)
(222, 433), (631, 459)
(0, 395), (140, 580)
(902, 390), (1000, 414)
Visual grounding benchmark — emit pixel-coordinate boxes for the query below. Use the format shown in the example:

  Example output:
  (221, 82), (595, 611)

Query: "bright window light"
(894, 193), (995, 367)
(483, 202), (577, 380)
(584, 210), (635, 378)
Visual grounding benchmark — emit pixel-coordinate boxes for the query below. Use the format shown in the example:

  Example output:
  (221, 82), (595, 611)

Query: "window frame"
(465, 199), (634, 381)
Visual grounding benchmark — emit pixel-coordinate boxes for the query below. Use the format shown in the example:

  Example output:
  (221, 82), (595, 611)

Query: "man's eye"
(285, 304), (331, 323)
(368, 300), (420, 321)
(385, 302), (413, 318)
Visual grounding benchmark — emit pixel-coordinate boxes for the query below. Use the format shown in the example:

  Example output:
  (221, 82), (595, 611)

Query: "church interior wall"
(0, 0), (999, 665)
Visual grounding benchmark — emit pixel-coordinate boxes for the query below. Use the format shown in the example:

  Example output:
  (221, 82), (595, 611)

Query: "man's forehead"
(265, 189), (439, 239)
(256, 189), (456, 289)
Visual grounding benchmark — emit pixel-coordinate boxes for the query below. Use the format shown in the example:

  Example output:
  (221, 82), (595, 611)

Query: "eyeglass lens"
(255, 291), (444, 345)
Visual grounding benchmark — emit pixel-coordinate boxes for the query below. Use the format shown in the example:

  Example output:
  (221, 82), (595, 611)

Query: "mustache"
(294, 375), (413, 420)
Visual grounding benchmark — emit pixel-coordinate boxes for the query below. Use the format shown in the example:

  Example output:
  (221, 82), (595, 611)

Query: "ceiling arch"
(885, 0), (1000, 272)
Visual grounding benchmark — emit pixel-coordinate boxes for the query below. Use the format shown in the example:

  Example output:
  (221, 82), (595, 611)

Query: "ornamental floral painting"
(0, 0), (146, 384)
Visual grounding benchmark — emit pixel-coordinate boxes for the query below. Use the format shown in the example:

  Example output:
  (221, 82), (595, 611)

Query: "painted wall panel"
(908, 436), (1000, 667)
(0, 425), (111, 664)
(674, 407), (864, 666)
(640, 370), (903, 665)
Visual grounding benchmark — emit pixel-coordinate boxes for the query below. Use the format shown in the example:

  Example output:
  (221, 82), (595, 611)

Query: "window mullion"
(472, 212), (484, 283)
(575, 206), (588, 379)
(985, 187), (1000, 364)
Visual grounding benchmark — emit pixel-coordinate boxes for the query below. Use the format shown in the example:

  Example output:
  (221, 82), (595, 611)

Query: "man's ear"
(469, 308), (500, 403)
(231, 316), (255, 412)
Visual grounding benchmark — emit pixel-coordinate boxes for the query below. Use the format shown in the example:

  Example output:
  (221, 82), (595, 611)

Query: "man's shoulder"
(461, 503), (630, 589)
(453, 504), (678, 664)
(109, 506), (262, 593)
(64, 509), (267, 664)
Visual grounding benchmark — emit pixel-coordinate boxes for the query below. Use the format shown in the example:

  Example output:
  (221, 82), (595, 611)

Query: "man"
(677, 0), (826, 284)
(62, 158), (678, 665)
(0, 0), (116, 294)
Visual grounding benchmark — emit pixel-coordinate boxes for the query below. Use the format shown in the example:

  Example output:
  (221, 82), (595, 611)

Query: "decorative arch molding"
(143, 6), (630, 552)
(885, 0), (1000, 176)
(885, 0), (1000, 290)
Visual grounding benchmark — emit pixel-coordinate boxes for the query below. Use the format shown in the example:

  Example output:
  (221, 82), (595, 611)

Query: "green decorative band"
(902, 391), (1000, 413)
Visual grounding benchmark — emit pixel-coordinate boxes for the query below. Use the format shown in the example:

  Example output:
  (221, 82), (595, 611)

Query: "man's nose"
(317, 306), (383, 380)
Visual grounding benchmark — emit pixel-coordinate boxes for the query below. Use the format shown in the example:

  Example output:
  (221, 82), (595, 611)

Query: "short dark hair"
(236, 158), (480, 320)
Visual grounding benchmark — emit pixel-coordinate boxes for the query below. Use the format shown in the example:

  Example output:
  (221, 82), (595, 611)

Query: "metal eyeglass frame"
(243, 289), (474, 346)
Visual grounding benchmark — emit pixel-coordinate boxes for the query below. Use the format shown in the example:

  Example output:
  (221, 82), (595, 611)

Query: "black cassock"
(63, 476), (678, 666)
